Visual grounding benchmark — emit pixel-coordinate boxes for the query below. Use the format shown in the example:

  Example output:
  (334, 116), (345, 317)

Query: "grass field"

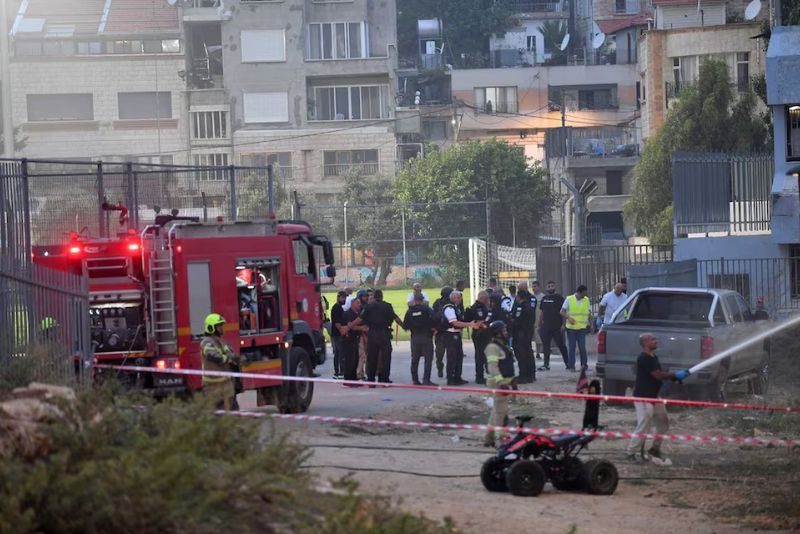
(323, 287), (473, 341)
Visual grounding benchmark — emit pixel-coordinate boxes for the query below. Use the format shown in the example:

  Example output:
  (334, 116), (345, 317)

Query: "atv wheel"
(505, 460), (546, 497)
(480, 457), (509, 492)
(583, 459), (619, 495)
(550, 457), (585, 491)
(277, 347), (314, 413)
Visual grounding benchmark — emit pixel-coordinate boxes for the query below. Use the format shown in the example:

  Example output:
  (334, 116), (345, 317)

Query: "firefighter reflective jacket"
(200, 335), (236, 384)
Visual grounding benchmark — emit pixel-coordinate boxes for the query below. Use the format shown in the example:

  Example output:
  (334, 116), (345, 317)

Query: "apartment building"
(183, 0), (398, 202)
(5, 0), (186, 163)
(638, 0), (767, 138)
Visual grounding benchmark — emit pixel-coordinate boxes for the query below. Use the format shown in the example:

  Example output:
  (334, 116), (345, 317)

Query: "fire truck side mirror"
(326, 265), (336, 279)
(322, 241), (335, 266)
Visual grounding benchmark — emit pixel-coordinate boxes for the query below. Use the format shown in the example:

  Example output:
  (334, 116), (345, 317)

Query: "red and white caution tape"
(224, 410), (797, 448)
(93, 363), (800, 413)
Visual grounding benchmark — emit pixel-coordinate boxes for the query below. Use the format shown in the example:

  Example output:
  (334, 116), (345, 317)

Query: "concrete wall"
(10, 56), (188, 161)
(675, 235), (786, 261)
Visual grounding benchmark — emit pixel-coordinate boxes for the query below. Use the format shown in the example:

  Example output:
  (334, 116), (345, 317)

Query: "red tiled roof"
(596, 13), (652, 34)
(21, 0), (178, 36)
(104, 0), (179, 34)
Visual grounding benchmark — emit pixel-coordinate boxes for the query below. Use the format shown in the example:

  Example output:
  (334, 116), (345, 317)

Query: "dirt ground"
(274, 347), (800, 533)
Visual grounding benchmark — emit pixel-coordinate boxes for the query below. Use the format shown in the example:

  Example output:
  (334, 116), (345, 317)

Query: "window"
(243, 92), (289, 123)
(323, 149), (379, 177)
(192, 152), (229, 181)
(615, 0), (627, 13)
(629, 293), (714, 324)
(474, 86), (518, 113)
(606, 170), (623, 195)
(241, 30), (285, 62)
(526, 35), (536, 55)
(724, 295), (743, 322)
(77, 41), (103, 54)
(712, 299), (726, 325)
(578, 88), (615, 110)
(293, 240), (312, 277)
(113, 40), (143, 54)
(788, 105), (800, 162)
(27, 94), (93, 121)
(118, 92), (172, 120)
(736, 52), (749, 90)
(423, 120), (448, 140)
(143, 39), (181, 54)
(236, 261), (281, 334)
(309, 85), (390, 120)
(191, 110), (228, 139)
(240, 152), (293, 179)
(42, 40), (72, 56)
(308, 22), (366, 59)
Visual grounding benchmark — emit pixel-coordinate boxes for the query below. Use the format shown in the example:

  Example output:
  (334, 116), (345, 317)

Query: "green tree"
(394, 139), (555, 274)
(341, 173), (403, 286)
(539, 20), (568, 65)
(397, 0), (511, 68)
(624, 58), (768, 244)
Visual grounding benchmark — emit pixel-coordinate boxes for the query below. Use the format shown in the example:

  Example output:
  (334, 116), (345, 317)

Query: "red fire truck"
(33, 213), (335, 413)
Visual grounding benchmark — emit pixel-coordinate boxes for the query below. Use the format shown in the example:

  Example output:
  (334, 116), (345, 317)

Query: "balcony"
(182, 0), (232, 22)
(506, 0), (568, 16)
(323, 162), (381, 178)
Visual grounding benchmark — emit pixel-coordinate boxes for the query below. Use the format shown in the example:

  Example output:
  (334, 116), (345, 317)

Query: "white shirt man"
(599, 283), (627, 323)
(406, 283), (429, 306)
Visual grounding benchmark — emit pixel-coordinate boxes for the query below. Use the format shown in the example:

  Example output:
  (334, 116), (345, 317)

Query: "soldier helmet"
(489, 320), (508, 339)
(204, 313), (226, 335)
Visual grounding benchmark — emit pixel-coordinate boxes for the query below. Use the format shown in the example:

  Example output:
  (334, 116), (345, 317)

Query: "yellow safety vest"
(565, 295), (590, 330)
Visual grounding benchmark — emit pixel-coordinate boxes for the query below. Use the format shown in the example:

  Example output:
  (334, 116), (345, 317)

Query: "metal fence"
(0, 256), (90, 388)
(562, 244), (674, 308)
(0, 158), (273, 251)
(673, 152), (773, 237)
(697, 257), (800, 312)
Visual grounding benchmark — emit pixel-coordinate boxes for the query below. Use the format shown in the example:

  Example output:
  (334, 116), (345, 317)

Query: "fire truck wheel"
(278, 347), (314, 413)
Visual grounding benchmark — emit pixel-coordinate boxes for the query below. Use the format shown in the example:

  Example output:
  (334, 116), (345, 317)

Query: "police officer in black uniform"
(403, 293), (437, 385)
(441, 290), (481, 385)
(511, 287), (536, 383)
(487, 292), (509, 324)
(348, 288), (403, 384)
(538, 280), (569, 371)
(432, 286), (453, 379)
(465, 290), (491, 384)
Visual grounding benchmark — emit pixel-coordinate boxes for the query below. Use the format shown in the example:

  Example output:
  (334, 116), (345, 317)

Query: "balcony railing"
(507, 0), (566, 13)
(323, 162), (380, 177)
(564, 127), (639, 159)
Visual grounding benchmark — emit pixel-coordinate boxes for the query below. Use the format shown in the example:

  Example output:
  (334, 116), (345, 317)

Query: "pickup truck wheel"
(277, 347), (314, 414)
(603, 379), (630, 399)
(703, 365), (729, 403)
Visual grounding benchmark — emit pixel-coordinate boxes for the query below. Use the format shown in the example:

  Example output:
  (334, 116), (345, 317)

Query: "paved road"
(239, 337), (599, 417)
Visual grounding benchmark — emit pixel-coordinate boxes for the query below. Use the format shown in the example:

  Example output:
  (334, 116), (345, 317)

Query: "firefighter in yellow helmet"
(200, 313), (240, 410)
(484, 320), (517, 448)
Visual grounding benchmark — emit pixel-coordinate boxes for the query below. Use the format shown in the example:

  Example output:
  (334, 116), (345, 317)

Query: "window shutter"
(243, 92), (289, 123)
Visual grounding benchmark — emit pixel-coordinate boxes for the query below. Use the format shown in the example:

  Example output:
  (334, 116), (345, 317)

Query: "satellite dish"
(592, 32), (606, 49)
(744, 0), (762, 20)
(559, 33), (570, 52)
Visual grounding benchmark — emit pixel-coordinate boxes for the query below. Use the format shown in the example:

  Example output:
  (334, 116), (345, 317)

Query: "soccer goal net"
(468, 238), (538, 293)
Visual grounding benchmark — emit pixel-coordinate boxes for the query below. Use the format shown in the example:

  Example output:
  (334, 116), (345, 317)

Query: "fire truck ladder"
(148, 249), (178, 354)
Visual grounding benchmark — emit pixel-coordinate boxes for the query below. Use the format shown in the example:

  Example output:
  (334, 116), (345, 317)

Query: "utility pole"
(1, 0), (14, 156)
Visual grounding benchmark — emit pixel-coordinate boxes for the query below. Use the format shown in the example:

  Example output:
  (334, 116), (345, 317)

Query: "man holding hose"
(626, 333), (689, 466)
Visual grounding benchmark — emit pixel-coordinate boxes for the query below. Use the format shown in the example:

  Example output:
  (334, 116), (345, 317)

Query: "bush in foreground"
(0, 385), (454, 534)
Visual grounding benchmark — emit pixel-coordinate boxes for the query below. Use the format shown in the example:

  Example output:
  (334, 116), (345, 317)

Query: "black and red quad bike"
(481, 415), (619, 497)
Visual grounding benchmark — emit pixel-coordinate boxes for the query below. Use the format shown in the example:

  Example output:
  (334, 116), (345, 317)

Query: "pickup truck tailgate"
(602, 324), (706, 381)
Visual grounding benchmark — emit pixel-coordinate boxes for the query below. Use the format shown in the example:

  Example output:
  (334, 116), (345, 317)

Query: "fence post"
(125, 162), (136, 230)
(20, 158), (31, 263)
(96, 161), (105, 238)
(228, 165), (237, 221)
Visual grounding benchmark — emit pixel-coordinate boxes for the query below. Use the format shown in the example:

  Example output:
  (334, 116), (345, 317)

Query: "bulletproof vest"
(440, 303), (461, 331)
(406, 305), (433, 334)
(489, 340), (516, 378)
